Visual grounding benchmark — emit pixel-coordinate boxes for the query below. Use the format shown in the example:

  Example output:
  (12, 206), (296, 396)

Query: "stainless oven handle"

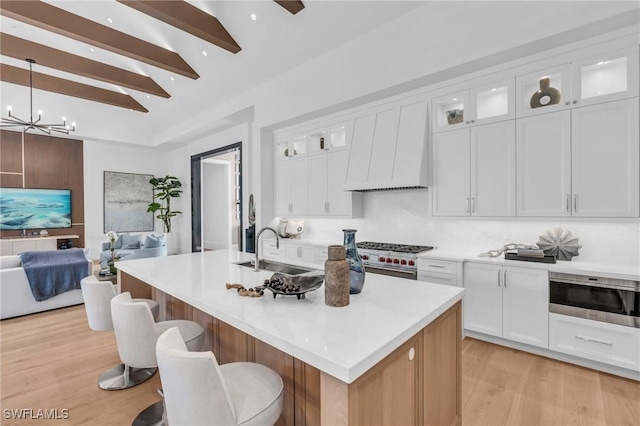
(575, 335), (612, 346)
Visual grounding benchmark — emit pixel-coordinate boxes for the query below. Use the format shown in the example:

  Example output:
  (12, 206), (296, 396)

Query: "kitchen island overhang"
(118, 249), (465, 425)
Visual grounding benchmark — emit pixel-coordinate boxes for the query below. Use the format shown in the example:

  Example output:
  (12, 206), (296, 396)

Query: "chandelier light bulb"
(7, 106), (12, 111)
(38, 110), (43, 116)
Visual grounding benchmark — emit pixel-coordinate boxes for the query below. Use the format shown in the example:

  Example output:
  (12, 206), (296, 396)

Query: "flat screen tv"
(0, 188), (72, 231)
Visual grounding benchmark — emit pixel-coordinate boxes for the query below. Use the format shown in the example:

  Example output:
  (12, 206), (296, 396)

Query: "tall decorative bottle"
(343, 229), (365, 294)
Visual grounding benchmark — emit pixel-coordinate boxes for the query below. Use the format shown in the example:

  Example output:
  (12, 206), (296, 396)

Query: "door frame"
(191, 142), (243, 253)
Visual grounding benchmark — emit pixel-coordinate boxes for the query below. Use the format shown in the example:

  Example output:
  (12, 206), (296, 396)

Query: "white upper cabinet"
(516, 110), (572, 217)
(517, 47), (639, 117)
(571, 47), (639, 108)
(275, 121), (361, 217)
(571, 98), (639, 217)
(470, 121), (516, 216)
(432, 120), (515, 217)
(432, 79), (515, 133)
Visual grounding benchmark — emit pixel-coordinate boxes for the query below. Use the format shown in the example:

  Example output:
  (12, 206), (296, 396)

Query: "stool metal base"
(98, 364), (157, 391)
(132, 400), (165, 426)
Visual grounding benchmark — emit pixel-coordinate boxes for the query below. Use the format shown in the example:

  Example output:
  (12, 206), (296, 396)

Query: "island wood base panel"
(122, 272), (461, 426)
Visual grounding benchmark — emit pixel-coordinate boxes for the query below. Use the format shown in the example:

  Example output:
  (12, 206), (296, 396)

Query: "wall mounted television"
(0, 188), (72, 231)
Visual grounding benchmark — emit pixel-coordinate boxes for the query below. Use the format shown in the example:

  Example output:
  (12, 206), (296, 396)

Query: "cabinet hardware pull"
(428, 264), (445, 268)
(471, 197), (475, 212)
(466, 198), (470, 213)
(497, 270), (501, 287)
(326, 202), (330, 213)
(566, 195), (570, 212)
(503, 270), (507, 287)
(470, 119), (475, 124)
(572, 100), (578, 104)
(565, 101), (571, 106)
(465, 121), (470, 125)
(408, 347), (415, 361)
(297, 247), (302, 257)
(573, 195), (577, 212)
(575, 335), (612, 346)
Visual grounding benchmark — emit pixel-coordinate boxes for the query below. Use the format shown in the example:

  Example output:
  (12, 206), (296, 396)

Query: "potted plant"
(147, 175), (183, 233)
(105, 231), (122, 274)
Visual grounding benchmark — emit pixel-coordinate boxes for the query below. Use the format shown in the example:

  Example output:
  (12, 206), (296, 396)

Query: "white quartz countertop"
(417, 249), (639, 281)
(117, 250), (464, 384)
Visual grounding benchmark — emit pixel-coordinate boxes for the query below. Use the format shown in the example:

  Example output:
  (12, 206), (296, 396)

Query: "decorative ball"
(537, 228), (582, 261)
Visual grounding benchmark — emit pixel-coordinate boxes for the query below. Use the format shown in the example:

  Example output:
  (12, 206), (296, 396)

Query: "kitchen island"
(118, 249), (465, 426)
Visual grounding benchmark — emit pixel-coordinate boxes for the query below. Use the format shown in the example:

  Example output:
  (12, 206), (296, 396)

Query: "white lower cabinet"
(417, 259), (462, 286)
(285, 244), (316, 264)
(464, 262), (549, 348)
(549, 313), (640, 371)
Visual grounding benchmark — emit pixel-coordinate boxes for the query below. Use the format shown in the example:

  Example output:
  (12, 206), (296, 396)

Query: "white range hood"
(343, 94), (429, 191)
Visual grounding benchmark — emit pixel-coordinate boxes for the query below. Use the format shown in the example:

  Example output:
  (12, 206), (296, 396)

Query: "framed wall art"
(104, 171), (154, 233)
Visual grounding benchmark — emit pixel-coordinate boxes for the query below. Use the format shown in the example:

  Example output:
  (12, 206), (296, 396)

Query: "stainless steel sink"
(234, 259), (316, 276)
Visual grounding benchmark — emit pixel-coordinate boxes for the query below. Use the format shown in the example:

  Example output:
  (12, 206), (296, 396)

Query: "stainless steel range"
(356, 242), (434, 280)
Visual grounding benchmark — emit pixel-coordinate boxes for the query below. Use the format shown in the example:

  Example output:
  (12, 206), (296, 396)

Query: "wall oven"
(549, 272), (640, 328)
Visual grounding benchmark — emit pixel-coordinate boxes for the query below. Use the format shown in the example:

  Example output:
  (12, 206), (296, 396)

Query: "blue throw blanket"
(19, 249), (89, 301)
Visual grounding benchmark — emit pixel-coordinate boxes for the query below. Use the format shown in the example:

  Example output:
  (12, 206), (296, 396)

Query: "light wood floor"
(1, 305), (639, 425)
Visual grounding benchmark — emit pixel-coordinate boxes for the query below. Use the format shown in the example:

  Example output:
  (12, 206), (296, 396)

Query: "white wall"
(83, 140), (168, 259)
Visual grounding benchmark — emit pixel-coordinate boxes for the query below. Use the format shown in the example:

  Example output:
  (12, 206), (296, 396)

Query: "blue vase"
(343, 229), (365, 294)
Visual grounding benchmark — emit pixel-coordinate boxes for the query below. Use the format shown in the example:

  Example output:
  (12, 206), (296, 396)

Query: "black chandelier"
(1, 58), (75, 135)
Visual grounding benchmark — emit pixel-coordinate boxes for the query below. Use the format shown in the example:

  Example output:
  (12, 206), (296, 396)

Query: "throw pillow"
(121, 234), (142, 249)
(144, 234), (165, 248)
(114, 234), (124, 249)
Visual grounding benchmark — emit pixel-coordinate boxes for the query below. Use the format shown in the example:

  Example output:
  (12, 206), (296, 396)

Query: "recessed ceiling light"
(107, 17), (113, 24)
(202, 50), (208, 57)
(170, 76), (175, 81)
(452, 98), (457, 101)
(89, 47), (95, 52)
(250, 13), (257, 21)
(146, 95), (151, 99)
(491, 88), (497, 92)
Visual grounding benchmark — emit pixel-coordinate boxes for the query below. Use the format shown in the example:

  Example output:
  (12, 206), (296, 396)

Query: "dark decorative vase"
(530, 77), (561, 108)
(108, 261), (117, 275)
(343, 229), (365, 294)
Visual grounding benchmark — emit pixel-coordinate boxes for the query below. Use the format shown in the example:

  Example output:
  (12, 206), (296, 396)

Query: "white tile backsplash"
(289, 190), (640, 267)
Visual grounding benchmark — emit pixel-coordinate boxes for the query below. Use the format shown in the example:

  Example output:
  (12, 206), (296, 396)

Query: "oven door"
(549, 275), (640, 328)
(364, 265), (417, 280)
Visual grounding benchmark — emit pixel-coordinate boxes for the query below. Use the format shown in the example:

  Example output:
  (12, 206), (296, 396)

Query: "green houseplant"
(147, 175), (183, 233)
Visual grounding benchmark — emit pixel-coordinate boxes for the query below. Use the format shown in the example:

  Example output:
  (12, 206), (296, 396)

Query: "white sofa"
(0, 254), (90, 320)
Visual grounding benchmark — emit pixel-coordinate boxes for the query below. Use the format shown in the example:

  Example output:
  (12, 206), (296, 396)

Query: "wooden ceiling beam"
(1, 63), (148, 113)
(274, 1), (305, 15)
(117, 1), (241, 54)
(0, 1), (199, 79)
(1, 34), (170, 98)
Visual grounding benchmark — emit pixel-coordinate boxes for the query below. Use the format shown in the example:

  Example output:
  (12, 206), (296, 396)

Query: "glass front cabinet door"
(432, 79), (514, 133)
(517, 46), (639, 117)
(570, 47), (639, 108)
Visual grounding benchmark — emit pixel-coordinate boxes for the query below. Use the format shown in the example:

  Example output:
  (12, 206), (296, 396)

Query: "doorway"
(191, 142), (242, 253)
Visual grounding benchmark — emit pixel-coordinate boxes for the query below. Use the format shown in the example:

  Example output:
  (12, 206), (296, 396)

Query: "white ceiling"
(1, 1), (638, 147)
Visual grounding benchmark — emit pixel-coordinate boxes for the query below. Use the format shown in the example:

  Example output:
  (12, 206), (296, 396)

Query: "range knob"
(393, 258), (400, 264)
(386, 258), (393, 263)
(400, 259), (407, 265)
(361, 254), (369, 260)
(408, 260), (415, 266)
(378, 256), (385, 263)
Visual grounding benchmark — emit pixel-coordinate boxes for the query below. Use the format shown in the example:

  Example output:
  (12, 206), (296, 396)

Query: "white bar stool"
(80, 275), (160, 390)
(110, 292), (205, 425)
(156, 327), (284, 426)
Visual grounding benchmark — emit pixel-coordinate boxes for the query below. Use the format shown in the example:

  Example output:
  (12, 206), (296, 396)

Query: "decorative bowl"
(262, 273), (324, 300)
